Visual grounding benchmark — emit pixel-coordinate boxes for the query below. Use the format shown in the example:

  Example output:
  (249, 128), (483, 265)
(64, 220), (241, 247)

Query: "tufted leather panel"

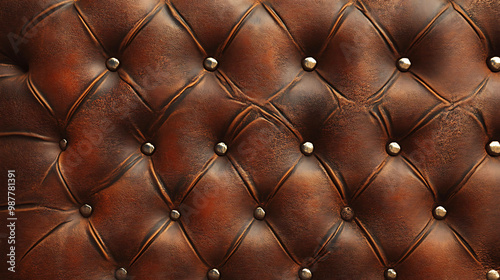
(1, 0), (500, 279)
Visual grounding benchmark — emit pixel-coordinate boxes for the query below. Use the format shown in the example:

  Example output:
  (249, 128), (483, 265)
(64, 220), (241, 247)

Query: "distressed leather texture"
(1, 0), (500, 279)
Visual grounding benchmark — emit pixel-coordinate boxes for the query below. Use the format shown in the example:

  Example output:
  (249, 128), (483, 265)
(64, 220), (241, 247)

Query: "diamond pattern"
(353, 157), (434, 264)
(1, 0), (499, 279)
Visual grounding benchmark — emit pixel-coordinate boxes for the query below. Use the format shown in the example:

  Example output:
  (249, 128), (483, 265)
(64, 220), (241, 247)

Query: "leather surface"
(1, 0), (499, 279)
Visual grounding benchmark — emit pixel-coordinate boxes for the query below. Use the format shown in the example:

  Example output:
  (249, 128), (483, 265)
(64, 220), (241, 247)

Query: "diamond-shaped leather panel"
(1, 0), (499, 279)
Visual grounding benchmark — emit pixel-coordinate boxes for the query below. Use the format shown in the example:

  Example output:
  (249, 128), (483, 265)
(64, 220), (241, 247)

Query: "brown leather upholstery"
(1, 0), (500, 279)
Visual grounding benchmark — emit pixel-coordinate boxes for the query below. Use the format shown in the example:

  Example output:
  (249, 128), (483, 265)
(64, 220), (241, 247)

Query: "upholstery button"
(141, 142), (155, 156)
(487, 141), (500, 156)
(115, 268), (127, 280)
(299, 268), (312, 280)
(487, 270), (500, 280)
(207, 268), (220, 280)
(106, 57), (120, 72)
(214, 142), (227, 156)
(433, 205), (447, 220)
(340, 206), (354, 221)
(302, 57), (317, 71)
(385, 268), (397, 280)
(79, 204), (92, 218)
(397, 58), (411, 72)
(170, 209), (180, 221)
(488, 56), (500, 72)
(386, 142), (401, 156)
(59, 139), (68, 151)
(204, 57), (218, 71)
(254, 207), (266, 220)
(301, 142), (314, 156)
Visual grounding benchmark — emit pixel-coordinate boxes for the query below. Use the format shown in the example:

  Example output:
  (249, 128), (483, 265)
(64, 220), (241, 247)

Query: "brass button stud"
(207, 268), (220, 280)
(204, 57), (218, 71)
(106, 57), (120, 72)
(299, 268), (312, 280)
(301, 142), (314, 156)
(302, 57), (317, 71)
(254, 207), (266, 220)
(487, 141), (500, 156)
(433, 205), (447, 220)
(387, 142), (401, 156)
(115, 268), (127, 280)
(59, 139), (68, 151)
(214, 142), (227, 156)
(487, 270), (500, 280)
(488, 57), (500, 72)
(385, 268), (397, 280)
(79, 204), (92, 218)
(341, 206), (354, 221)
(141, 142), (155, 156)
(170, 209), (180, 221)
(397, 57), (411, 72)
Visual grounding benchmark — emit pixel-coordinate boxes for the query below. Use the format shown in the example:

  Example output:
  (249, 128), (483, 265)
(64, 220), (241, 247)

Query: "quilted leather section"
(0, 0), (499, 279)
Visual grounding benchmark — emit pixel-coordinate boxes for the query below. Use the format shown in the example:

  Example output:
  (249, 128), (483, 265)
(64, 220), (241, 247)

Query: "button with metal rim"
(341, 206), (354, 221)
(302, 57), (317, 71)
(487, 270), (500, 280)
(141, 142), (155, 156)
(397, 57), (411, 72)
(170, 209), (180, 221)
(385, 268), (397, 280)
(488, 56), (500, 72)
(387, 142), (401, 156)
(487, 141), (500, 156)
(79, 204), (93, 218)
(106, 57), (120, 72)
(207, 268), (220, 280)
(299, 268), (312, 280)
(301, 142), (314, 156)
(214, 142), (227, 156)
(254, 207), (266, 220)
(115, 268), (127, 280)
(59, 139), (68, 151)
(433, 205), (447, 220)
(204, 57), (218, 71)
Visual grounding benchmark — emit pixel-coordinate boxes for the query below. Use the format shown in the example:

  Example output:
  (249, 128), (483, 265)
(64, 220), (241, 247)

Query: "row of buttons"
(77, 204), (447, 222)
(137, 140), (500, 157)
(57, 138), (500, 157)
(102, 56), (500, 73)
(111, 265), (500, 280)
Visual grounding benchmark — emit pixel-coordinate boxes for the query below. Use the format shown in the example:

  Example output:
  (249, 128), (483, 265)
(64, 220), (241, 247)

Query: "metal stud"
(488, 57), (500, 72)
(59, 139), (68, 151)
(115, 268), (127, 280)
(302, 57), (317, 71)
(204, 57), (218, 71)
(207, 268), (220, 280)
(254, 207), (266, 220)
(79, 204), (92, 218)
(170, 209), (180, 221)
(433, 205), (447, 220)
(299, 268), (312, 280)
(301, 142), (314, 156)
(397, 58), (411, 72)
(214, 142), (227, 156)
(141, 142), (155, 156)
(387, 142), (401, 156)
(487, 141), (500, 156)
(341, 206), (354, 222)
(385, 268), (397, 280)
(106, 57), (120, 72)
(487, 270), (500, 280)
